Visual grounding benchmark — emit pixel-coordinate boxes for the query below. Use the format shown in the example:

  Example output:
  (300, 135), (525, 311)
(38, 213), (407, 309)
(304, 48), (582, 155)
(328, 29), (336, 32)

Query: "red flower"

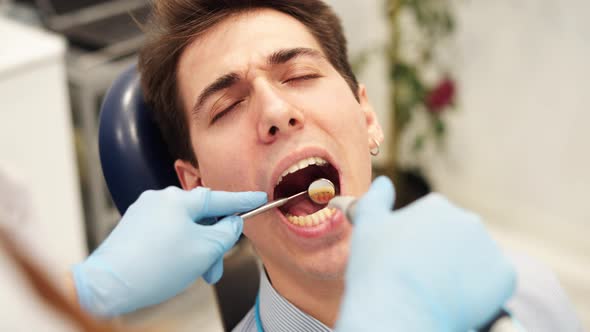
(426, 78), (455, 113)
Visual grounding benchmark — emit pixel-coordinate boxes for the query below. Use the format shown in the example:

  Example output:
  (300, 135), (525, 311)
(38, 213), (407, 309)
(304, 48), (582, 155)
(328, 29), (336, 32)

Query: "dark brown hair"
(138, 0), (359, 166)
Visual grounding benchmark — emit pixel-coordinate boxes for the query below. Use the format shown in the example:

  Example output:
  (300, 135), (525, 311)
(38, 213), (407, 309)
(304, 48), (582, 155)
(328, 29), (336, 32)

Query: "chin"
(296, 237), (350, 280)
(305, 266), (347, 281)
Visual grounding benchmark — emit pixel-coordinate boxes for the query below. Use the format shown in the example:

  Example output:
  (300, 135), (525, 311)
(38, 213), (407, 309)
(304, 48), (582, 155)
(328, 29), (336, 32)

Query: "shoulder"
(232, 307), (256, 332)
(505, 250), (584, 332)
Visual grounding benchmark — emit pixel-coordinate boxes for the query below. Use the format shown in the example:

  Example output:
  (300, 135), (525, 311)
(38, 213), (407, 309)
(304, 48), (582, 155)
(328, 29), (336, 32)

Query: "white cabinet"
(0, 16), (85, 331)
(0, 16), (86, 269)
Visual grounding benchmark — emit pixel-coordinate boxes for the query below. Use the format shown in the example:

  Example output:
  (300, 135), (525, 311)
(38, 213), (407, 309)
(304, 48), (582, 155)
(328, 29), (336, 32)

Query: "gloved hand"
(72, 186), (266, 317)
(336, 177), (515, 332)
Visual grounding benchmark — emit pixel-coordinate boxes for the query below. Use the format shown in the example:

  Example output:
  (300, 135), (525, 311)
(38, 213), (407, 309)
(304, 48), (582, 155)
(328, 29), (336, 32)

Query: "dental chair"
(98, 64), (260, 331)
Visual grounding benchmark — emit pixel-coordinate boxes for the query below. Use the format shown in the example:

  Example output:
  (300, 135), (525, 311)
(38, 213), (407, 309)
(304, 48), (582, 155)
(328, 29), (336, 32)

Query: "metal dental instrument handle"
(327, 196), (358, 223)
(239, 178), (336, 220)
(239, 191), (307, 220)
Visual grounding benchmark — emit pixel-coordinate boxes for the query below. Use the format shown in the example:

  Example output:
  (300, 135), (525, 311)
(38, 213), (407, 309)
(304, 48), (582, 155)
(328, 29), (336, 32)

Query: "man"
(139, 1), (384, 329)
(73, 1), (583, 331)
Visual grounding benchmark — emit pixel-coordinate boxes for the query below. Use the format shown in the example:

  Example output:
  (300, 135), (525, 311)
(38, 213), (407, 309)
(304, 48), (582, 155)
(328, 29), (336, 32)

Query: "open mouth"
(273, 157), (340, 227)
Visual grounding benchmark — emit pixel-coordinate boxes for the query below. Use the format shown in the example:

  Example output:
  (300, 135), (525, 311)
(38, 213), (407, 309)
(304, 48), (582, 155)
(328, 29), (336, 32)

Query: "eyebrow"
(267, 47), (323, 66)
(191, 47), (324, 116)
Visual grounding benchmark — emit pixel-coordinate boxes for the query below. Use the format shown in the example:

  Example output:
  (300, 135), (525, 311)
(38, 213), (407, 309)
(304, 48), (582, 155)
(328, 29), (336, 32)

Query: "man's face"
(175, 9), (382, 280)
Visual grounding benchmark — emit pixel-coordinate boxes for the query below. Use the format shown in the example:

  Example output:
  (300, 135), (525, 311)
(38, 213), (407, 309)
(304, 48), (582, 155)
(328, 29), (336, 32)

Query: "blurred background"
(0, 0), (588, 330)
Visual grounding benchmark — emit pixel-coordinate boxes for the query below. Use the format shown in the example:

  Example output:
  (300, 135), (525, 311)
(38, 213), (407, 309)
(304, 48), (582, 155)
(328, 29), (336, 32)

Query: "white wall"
(329, 0), (590, 328)
(428, 0), (590, 228)
(422, 0), (590, 328)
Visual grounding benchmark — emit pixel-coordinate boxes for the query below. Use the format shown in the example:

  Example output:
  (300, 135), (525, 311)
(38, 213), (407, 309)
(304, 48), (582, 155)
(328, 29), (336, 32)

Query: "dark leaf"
(434, 117), (446, 137)
(413, 135), (426, 152)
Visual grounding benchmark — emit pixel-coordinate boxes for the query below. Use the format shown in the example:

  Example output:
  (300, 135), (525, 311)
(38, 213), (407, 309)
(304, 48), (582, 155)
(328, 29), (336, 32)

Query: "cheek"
(191, 133), (255, 190)
(242, 217), (278, 257)
(306, 78), (365, 126)
(242, 217), (264, 239)
(313, 83), (369, 143)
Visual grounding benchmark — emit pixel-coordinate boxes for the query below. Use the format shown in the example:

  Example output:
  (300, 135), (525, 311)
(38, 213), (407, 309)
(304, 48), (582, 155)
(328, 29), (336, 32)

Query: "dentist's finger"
(203, 257), (224, 284)
(196, 215), (244, 244)
(185, 188), (267, 220)
(354, 176), (396, 220)
(198, 215), (244, 284)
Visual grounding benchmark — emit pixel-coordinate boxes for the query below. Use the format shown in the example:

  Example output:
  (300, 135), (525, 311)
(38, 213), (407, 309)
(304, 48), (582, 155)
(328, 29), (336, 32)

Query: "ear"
(358, 84), (384, 150)
(174, 159), (205, 190)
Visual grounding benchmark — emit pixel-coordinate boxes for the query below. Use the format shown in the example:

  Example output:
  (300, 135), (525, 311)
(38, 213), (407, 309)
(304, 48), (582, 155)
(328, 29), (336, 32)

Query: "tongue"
(282, 197), (323, 216)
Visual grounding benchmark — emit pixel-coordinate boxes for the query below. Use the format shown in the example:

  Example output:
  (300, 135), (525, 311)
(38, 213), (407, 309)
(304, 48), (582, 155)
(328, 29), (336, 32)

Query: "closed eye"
(211, 99), (244, 124)
(283, 74), (322, 84)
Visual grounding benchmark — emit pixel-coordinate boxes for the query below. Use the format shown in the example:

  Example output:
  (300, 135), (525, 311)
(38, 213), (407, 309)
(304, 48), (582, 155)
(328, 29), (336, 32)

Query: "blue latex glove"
(336, 177), (516, 332)
(72, 186), (266, 317)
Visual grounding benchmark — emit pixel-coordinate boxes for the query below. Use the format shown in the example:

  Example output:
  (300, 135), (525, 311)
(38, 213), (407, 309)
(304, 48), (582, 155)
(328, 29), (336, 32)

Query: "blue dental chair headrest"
(99, 64), (180, 215)
(98, 64), (260, 331)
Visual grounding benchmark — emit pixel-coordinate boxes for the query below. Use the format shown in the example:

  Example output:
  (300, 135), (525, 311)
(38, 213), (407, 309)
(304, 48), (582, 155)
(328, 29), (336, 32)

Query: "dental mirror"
(239, 178), (336, 219)
(307, 178), (336, 204)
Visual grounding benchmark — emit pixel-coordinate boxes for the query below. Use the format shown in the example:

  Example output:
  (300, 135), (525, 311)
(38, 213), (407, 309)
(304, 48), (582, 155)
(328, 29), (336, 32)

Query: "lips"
(269, 149), (341, 232)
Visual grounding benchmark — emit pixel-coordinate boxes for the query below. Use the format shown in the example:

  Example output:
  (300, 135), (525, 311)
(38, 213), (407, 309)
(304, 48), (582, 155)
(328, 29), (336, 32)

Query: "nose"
(255, 82), (304, 143)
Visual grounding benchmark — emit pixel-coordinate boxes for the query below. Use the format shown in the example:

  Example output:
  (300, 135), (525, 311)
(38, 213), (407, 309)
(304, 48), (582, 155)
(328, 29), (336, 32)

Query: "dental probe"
(239, 178), (336, 220)
(327, 195), (521, 332)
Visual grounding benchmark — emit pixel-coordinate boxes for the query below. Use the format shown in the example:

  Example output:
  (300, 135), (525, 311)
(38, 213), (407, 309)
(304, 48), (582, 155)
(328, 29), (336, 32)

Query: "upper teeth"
(277, 157), (328, 185)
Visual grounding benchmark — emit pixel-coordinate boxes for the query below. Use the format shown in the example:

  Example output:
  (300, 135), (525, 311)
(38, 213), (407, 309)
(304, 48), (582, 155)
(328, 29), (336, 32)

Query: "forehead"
(177, 8), (325, 109)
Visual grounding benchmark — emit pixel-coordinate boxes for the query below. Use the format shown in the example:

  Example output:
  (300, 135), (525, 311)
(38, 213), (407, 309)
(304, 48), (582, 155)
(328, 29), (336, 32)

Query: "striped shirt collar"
(258, 269), (333, 332)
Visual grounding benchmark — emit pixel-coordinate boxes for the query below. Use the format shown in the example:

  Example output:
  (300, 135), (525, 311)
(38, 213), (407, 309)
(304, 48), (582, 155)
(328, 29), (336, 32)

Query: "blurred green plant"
(353, 0), (458, 172)
(388, 0), (457, 163)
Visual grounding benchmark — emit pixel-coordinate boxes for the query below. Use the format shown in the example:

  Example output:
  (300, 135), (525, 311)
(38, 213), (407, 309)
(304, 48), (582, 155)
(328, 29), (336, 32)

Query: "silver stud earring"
(370, 138), (380, 156)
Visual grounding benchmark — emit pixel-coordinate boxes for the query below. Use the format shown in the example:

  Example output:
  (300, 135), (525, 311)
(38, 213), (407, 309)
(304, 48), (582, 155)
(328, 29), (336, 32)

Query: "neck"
(264, 265), (344, 328)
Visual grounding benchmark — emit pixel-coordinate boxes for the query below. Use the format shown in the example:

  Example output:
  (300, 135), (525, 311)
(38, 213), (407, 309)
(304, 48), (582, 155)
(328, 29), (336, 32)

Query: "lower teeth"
(286, 207), (335, 227)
